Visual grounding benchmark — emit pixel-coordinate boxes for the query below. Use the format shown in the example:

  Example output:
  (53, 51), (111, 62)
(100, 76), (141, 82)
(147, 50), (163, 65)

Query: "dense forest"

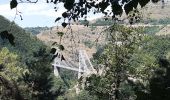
(1, 0), (170, 100)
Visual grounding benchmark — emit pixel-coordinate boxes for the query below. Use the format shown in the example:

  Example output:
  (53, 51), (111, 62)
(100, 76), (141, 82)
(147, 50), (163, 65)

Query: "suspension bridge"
(51, 46), (97, 79)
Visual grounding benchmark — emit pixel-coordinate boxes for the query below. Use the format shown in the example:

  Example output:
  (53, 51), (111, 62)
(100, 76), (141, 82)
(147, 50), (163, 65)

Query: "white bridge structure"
(52, 48), (97, 79)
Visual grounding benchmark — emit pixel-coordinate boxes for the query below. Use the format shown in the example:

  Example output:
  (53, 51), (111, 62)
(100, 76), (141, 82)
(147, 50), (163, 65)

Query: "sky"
(0, 0), (103, 28)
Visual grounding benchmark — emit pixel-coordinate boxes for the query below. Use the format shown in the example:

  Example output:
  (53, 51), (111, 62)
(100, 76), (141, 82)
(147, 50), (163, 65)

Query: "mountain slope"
(0, 15), (46, 59)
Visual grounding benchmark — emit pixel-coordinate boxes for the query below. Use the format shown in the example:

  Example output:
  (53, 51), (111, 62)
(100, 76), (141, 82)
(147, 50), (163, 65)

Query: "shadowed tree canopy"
(10, 0), (161, 27)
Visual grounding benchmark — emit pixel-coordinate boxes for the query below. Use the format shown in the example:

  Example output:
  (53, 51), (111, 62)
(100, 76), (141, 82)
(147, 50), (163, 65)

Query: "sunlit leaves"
(0, 47), (28, 81)
(10, 0), (18, 9)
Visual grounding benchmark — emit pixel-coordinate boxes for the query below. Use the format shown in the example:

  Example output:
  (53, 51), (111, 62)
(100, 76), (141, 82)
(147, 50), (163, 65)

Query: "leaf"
(62, 12), (69, 18)
(132, 0), (139, 9)
(61, 55), (65, 61)
(112, 1), (123, 15)
(52, 42), (58, 45)
(64, 0), (74, 11)
(51, 53), (58, 61)
(62, 22), (67, 28)
(58, 45), (64, 51)
(10, 0), (18, 9)
(57, 32), (64, 37)
(50, 48), (56, 54)
(124, 2), (133, 15)
(138, 0), (150, 7)
(55, 17), (61, 22)
(151, 0), (160, 3)
(99, 1), (109, 12)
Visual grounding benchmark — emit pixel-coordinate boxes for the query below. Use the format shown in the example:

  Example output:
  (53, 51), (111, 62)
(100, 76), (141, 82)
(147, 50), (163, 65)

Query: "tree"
(0, 47), (30, 100)
(149, 58), (170, 100)
(84, 24), (143, 100)
(24, 47), (57, 100)
(132, 58), (170, 100)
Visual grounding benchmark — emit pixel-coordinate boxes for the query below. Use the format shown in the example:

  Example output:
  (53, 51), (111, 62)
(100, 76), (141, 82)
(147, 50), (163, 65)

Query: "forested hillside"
(0, 15), (75, 100)
(0, 15), (45, 57)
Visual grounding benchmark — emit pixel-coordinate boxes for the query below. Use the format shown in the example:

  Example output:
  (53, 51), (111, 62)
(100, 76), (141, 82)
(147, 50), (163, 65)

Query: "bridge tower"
(52, 49), (96, 94)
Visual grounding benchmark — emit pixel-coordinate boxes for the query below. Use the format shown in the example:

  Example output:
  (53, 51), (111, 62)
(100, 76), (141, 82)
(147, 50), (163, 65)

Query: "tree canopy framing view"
(0, 0), (170, 100)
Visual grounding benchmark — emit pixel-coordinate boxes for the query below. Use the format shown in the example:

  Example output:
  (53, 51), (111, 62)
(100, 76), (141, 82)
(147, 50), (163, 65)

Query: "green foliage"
(90, 25), (96, 31)
(0, 47), (30, 100)
(74, 90), (98, 100)
(79, 20), (89, 26)
(85, 24), (170, 100)
(133, 58), (170, 100)
(146, 18), (170, 25)
(24, 47), (57, 100)
(0, 47), (28, 80)
(143, 26), (162, 35)
(57, 32), (64, 37)
(0, 15), (45, 60)
(129, 49), (158, 80)
(83, 40), (93, 48)
(142, 35), (170, 58)
(85, 24), (143, 100)
(0, 16), (69, 100)
(57, 45), (65, 51)
(91, 18), (114, 26)
(149, 58), (170, 100)
(57, 32), (64, 45)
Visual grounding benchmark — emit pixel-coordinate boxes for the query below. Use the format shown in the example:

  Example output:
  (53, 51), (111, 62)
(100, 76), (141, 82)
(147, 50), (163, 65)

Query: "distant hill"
(24, 26), (50, 35)
(143, 1), (170, 20)
(37, 25), (106, 61)
(87, 1), (170, 25)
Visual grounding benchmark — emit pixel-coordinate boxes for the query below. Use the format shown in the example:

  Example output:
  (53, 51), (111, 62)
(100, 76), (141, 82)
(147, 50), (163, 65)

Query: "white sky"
(0, 0), (103, 28)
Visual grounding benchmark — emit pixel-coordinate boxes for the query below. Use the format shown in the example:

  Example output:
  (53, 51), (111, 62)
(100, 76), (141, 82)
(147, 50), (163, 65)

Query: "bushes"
(83, 40), (93, 48)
